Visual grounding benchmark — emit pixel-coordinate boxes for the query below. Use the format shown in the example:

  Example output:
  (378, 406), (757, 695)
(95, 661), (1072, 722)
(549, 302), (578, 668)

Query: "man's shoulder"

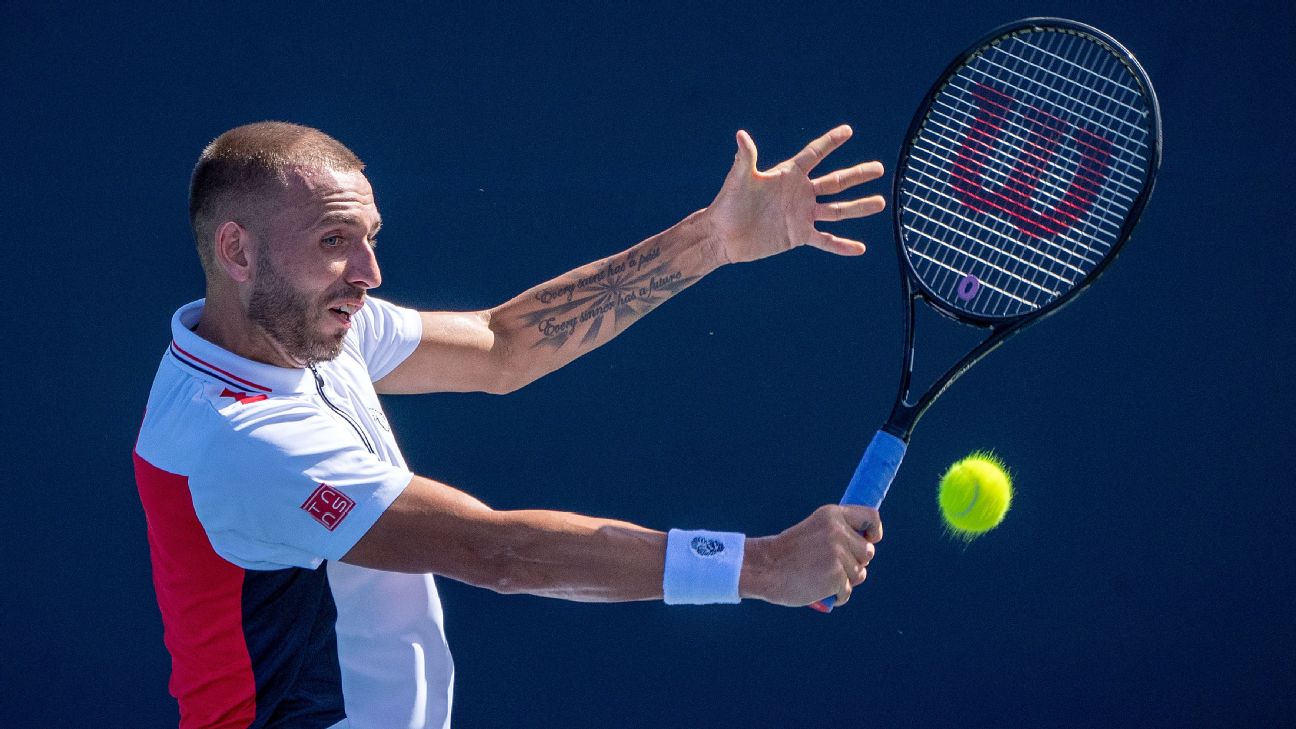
(136, 356), (322, 475)
(344, 296), (424, 382)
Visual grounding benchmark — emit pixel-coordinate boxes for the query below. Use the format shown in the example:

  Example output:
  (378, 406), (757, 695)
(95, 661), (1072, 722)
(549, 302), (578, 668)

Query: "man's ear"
(213, 221), (254, 283)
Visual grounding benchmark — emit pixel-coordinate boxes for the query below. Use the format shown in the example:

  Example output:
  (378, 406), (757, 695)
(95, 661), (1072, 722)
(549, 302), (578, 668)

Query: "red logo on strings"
(950, 82), (1114, 238)
(301, 483), (356, 531)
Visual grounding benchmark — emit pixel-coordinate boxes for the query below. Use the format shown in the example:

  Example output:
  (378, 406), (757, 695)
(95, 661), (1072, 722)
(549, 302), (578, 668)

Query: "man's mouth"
(328, 301), (362, 325)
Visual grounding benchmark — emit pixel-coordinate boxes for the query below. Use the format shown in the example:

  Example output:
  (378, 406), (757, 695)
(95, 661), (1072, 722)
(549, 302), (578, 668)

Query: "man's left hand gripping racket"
(817, 18), (1162, 612)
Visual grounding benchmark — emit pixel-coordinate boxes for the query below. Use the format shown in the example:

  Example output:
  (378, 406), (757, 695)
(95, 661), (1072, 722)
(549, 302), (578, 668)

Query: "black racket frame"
(883, 17), (1163, 440)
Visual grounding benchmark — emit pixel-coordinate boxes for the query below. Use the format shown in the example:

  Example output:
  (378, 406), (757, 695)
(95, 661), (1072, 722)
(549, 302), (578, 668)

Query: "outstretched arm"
(375, 125), (885, 395)
(341, 473), (882, 607)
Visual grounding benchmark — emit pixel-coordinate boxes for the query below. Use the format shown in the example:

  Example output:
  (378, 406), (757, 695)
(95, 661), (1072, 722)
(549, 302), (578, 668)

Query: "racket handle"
(812, 429), (907, 613)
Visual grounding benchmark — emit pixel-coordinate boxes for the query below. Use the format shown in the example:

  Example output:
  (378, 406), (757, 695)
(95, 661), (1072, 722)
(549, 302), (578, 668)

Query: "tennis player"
(134, 121), (886, 728)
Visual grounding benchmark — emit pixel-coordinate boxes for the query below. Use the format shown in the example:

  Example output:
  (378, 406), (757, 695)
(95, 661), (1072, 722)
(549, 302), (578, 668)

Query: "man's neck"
(193, 292), (303, 369)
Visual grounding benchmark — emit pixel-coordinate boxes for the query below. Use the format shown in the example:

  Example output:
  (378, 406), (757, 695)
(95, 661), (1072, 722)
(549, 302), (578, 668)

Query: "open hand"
(706, 125), (886, 264)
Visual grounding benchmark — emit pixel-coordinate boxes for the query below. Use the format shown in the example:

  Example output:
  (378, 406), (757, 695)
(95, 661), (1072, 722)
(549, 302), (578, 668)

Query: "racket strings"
(901, 27), (1154, 318)
(973, 47), (1150, 151)
(915, 136), (1113, 258)
(909, 131), (1110, 265)
(922, 96), (1141, 222)
(942, 38), (1147, 239)
(911, 118), (1122, 266)
(906, 205), (1074, 291)
(906, 127), (1113, 296)
(941, 88), (1130, 199)
(904, 201), (1086, 288)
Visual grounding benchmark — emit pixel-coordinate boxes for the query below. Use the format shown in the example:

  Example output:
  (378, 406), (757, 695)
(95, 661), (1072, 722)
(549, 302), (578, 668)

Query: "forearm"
(342, 476), (666, 601)
(475, 510), (666, 601)
(377, 127), (884, 396)
(487, 208), (724, 391)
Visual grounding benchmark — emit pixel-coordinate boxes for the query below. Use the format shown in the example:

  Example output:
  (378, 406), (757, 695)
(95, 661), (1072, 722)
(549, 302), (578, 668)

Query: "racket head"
(893, 18), (1162, 326)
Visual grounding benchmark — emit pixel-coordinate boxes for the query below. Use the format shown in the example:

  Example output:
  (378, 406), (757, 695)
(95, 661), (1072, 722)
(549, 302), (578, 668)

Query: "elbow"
(456, 523), (555, 595)
(481, 370), (528, 395)
(480, 311), (531, 395)
(483, 336), (541, 395)
(459, 548), (535, 595)
(483, 572), (529, 595)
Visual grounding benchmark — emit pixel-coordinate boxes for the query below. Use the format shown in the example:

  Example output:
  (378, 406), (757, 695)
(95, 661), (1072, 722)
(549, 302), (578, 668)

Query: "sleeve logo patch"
(690, 536), (725, 557)
(301, 483), (356, 531)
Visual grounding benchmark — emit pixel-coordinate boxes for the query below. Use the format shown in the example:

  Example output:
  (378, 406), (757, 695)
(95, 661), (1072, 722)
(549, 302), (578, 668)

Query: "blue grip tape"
(815, 430), (907, 613)
(840, 430), (907, 508)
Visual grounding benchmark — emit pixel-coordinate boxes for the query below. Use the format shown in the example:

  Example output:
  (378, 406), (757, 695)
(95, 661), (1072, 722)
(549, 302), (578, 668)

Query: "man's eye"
(322, 235), (343, 247)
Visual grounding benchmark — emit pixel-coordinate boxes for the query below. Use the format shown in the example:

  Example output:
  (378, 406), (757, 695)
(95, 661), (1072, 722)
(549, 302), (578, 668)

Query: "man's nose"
(348, 242), (381, 290)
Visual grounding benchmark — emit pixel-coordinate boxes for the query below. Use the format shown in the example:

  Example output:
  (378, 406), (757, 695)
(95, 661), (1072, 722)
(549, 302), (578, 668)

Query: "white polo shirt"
(134, 297), (453, 729)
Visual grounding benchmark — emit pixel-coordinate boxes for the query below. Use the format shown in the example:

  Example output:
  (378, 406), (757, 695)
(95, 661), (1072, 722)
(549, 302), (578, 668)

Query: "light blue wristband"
(662, 529), (745, 605)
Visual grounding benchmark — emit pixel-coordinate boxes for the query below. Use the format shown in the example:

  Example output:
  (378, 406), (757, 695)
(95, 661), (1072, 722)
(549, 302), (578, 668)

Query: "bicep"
(340, 475), (503, 579)
(373, 310), (514, 394)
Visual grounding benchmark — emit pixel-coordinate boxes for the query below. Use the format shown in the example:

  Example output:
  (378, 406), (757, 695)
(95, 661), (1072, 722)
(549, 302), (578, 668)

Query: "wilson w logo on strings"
(949, 82), (1115, 239)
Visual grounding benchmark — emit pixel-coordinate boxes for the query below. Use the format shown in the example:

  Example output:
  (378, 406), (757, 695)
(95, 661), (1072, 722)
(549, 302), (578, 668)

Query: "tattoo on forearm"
(521, 246), (697, 349)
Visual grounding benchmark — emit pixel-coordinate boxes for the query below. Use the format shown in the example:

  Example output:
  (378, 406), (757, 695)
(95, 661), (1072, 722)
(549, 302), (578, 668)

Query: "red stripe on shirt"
(134, 451), (257, 728)
(170, 341), (272, 393)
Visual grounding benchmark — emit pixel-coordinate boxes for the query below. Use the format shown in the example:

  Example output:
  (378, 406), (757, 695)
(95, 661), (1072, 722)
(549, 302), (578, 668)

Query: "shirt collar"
(169, 299), (316, 395)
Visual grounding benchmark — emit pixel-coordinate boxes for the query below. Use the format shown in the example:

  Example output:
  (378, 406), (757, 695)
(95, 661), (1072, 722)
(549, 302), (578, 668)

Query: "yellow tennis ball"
(938, 451), (1013, 539)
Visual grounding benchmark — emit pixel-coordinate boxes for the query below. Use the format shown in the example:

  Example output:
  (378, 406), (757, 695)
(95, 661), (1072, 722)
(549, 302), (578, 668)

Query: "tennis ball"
(938, 451), (1012, 539)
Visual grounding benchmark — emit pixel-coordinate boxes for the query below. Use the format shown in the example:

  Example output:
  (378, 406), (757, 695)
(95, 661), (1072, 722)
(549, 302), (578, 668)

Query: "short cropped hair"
(188, 121), (365, 274)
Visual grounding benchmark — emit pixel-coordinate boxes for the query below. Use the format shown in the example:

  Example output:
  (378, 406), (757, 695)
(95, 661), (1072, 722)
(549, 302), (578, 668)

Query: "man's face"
(245, 167), (383, 366)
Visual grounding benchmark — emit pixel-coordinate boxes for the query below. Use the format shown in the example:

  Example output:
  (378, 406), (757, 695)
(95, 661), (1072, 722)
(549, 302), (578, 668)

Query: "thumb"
(732, 129), (758, 173)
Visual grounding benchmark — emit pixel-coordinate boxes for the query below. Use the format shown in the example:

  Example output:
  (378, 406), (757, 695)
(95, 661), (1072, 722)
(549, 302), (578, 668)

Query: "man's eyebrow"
(317, 212), (382, 233)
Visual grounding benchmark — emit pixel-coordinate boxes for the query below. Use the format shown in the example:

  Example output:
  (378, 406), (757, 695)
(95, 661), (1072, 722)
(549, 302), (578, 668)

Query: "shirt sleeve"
(351, 296), (423, 382)
(188, 401), (414, 570)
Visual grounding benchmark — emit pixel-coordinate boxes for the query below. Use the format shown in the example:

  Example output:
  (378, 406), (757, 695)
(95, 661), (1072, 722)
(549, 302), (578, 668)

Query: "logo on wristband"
(690, 536), (726, 557)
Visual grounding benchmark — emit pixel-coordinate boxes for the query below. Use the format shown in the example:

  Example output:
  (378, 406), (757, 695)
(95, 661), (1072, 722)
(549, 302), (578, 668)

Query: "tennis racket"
(815, 18), (1162, 612)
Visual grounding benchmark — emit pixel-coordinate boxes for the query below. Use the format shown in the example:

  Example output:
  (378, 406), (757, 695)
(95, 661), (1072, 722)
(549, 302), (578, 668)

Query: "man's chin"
(273, 332), (345, 367)
(308, 333), (347, 364)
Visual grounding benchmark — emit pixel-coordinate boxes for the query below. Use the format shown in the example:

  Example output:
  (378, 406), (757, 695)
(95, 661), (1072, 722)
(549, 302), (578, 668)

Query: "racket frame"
(882, 16), (1163, 440)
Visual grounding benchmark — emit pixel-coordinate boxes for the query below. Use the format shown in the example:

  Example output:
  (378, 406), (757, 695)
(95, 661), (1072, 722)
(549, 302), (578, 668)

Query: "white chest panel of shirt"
(309, 353), (403, 467)
(312, 343), (455, 729)
(318, 310), (456, 729)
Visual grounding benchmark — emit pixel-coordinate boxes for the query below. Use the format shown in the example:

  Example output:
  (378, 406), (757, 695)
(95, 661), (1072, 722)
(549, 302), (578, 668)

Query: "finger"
(811, 161), (885, 196)
(840, 505), (883, 543)
(732, 129), (758, 174)
(834, 576), (853, 608)
(805, 231), (867, 256)
(790, 124), (852, 174)
(832, 545), (859, 606)
(815, 195), (887, 222)
(845, 533), (876, 566)
(851, 564), (869, 587)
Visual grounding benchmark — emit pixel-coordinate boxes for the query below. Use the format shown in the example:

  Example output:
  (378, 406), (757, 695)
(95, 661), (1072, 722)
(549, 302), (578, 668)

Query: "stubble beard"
(247, 254), (351, 366)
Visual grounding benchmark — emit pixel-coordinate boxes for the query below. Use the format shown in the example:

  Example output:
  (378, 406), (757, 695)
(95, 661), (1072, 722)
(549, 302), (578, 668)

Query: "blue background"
(4, 1), (1293, 726)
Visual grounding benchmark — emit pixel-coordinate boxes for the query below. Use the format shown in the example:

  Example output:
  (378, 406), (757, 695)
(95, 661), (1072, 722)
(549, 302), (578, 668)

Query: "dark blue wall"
(5, 1), (1293, 726)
